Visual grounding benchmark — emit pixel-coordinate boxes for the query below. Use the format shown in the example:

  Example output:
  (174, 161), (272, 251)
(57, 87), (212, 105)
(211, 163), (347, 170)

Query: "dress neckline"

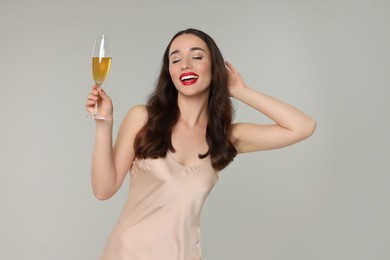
(167, 150), (210, 170)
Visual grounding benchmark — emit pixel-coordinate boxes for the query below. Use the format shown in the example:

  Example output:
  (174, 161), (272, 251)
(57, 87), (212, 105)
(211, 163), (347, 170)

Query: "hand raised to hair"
(225, 61), (248, 98)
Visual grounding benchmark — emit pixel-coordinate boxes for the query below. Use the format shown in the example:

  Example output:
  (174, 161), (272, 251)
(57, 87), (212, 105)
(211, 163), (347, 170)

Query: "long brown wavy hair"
(134, 28), (237, 171)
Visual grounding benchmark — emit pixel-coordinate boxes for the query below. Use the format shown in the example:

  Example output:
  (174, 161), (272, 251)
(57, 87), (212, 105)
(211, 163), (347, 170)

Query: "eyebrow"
(169, 47), (206, 57)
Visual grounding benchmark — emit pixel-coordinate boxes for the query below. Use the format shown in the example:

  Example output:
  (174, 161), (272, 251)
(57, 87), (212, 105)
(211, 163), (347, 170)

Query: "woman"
(86, 28), (316, 260)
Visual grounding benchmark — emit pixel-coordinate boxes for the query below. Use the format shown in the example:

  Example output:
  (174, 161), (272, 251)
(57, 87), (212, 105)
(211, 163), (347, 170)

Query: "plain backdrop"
(1, 0), (389, 259)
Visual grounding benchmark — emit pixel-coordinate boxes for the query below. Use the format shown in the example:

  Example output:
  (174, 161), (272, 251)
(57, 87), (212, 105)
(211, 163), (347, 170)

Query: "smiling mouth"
(180, 73), (199, 86)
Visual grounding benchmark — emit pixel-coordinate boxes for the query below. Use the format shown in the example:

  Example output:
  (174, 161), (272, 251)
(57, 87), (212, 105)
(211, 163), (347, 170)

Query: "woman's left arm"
(226, 61), (316, 154)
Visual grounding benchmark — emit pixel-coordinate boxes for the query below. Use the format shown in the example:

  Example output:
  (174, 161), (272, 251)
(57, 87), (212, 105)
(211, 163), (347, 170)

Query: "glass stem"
(93, 101), (98, 117)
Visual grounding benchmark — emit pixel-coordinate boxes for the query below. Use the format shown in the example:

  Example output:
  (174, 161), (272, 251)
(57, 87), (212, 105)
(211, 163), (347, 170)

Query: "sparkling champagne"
(92, 57), (111, 85)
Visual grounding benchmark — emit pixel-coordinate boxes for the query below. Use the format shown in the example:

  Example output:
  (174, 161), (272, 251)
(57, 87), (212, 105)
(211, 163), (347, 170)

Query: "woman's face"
(168, 34), (212, 97)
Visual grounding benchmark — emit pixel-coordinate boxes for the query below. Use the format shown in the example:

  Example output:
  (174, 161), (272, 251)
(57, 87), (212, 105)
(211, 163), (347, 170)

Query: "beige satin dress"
(100, 151), (219, 260)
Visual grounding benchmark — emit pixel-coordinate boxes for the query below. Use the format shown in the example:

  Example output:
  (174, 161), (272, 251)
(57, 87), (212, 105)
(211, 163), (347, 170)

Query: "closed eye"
(193, 57), (203, 60)
(172, 60), (180, 64)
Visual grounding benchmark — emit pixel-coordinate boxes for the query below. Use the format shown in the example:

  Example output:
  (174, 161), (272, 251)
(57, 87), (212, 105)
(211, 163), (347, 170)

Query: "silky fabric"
(100, 151), (219, 260)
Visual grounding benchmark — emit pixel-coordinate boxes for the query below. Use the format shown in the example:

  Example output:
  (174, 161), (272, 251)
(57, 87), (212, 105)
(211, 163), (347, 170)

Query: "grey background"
(1, 0), (389, 259)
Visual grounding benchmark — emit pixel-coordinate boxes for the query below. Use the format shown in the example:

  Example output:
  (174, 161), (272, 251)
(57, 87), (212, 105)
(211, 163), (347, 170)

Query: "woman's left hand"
(225, 61), (247, 98)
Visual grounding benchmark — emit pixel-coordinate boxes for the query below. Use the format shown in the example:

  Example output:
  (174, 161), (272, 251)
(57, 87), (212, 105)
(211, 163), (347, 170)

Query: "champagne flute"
(90, 34), (112, 119)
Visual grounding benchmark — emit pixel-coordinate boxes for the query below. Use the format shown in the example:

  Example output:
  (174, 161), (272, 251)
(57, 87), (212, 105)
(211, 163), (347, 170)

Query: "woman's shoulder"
(120, 105), (148, 131)
(127, 104), (148, 118)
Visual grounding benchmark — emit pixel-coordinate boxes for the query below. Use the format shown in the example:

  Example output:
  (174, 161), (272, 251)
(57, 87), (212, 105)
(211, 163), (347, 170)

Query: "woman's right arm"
(86, 86), (147, 200)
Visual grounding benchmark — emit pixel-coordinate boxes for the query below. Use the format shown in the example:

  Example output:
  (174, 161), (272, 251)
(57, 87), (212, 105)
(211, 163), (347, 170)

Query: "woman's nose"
(181, 57), (192, 70)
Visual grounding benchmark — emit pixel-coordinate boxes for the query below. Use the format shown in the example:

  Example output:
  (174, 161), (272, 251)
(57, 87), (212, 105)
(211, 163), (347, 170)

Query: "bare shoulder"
(127, 104), (148, 120)
(125, 105), (148, 123)
(119, 105), (148, 135)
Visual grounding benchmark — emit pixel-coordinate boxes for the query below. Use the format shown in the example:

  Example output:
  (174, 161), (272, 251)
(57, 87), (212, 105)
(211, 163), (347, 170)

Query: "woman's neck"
(177, 92), (209, 128)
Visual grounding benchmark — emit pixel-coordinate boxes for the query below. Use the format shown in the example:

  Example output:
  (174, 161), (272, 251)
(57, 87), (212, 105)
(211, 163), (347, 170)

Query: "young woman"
(86, 28), (316, 260)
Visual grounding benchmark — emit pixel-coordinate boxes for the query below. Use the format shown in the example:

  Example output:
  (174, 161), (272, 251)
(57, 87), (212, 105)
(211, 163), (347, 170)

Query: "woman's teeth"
(181, 75), (199, 81)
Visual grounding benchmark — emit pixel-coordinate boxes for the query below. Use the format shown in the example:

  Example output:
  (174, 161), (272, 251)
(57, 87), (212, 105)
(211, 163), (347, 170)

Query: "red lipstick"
(179, 72), (199, 86)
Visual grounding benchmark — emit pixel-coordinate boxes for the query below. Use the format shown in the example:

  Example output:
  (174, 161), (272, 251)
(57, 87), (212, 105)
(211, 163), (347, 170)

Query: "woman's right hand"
(86, 85), (113, 121)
